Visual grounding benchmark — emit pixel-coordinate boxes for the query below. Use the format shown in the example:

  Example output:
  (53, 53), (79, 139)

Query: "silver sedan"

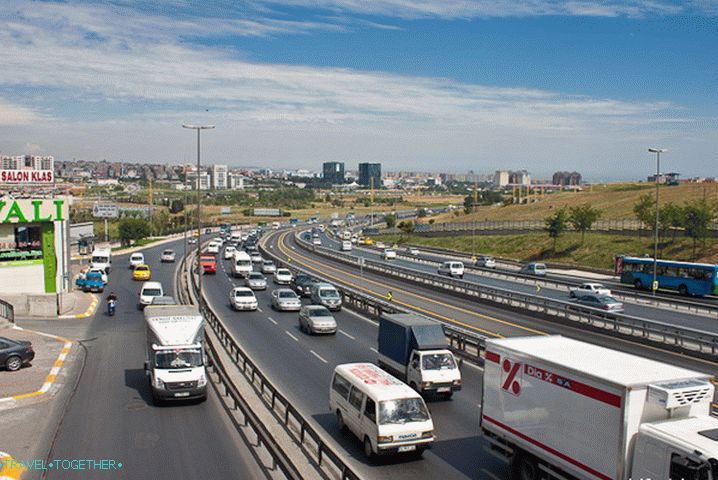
(244, 272), (267, 290)
(271, 288), (302, 311)
(298, 305), (337, 335)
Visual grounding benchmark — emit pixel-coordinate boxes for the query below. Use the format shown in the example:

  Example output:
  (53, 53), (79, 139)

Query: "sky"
(0, 1), (717, 180)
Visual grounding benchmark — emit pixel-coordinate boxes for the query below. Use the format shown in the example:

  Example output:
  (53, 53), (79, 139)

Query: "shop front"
(0, 197), (70, 294)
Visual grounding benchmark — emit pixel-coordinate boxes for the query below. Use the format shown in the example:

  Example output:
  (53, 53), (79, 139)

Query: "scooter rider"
(107, 292), (118, 315)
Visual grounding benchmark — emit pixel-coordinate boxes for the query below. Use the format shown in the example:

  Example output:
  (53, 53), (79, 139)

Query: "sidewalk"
(0, 326), (75, 408)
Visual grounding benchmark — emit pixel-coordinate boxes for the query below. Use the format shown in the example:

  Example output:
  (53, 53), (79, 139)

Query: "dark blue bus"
(616, 256), (718, 296)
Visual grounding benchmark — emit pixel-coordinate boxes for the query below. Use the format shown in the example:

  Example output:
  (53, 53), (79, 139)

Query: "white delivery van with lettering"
(482, 335), (718, 480)
(330, 363), (435, 459)
(144, 305), (207, 405)
(91, 247), (112, 273)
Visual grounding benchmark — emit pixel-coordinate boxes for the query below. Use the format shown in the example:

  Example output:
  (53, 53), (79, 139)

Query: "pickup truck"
(568, 282), (611, 298)
(75, 271), (106, 293)
(199, 254), (217, 274)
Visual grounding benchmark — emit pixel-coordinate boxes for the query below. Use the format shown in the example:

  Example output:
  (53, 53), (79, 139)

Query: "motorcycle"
(107, 299), (117, 316)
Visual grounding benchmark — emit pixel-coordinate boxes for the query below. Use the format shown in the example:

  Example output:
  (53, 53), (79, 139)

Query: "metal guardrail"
(292, 233), (718, 361)
(176, 253), (304, 480)
(181, 249), (362, 480)
(0, 298), (14, 323)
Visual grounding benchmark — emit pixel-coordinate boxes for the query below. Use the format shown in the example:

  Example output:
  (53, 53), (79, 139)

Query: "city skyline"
(0, 1), (716, 179)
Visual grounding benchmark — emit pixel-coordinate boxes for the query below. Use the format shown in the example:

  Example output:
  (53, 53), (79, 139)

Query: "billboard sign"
(92, 203), (120, 219)
(252, 208), (281, 217)
(0, 169), (54, 184)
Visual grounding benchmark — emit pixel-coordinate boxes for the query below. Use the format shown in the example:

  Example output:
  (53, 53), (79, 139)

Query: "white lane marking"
(338, 329), (356, 340)
(480, 469), (503, 480)
(257, 307), (263, 312)
(268, 317), (278, 325)
(310, 350), (329, 364)
(285, 331), (299, 341)
(369, 347), (378, 353)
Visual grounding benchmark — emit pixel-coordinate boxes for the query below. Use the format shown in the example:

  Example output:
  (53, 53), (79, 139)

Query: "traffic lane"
(207, 256), (497, 480)
(46, 240), (263, 480)
(276, 232), (718, 378)
(318, 233), (717, 333)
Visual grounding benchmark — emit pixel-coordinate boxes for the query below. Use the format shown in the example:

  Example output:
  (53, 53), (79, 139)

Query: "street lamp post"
(648, 147), (667, 296)
(183, 124), (215, 304)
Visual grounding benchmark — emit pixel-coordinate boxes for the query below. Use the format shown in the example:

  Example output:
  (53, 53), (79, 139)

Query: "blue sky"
(0, 0), (716, 180)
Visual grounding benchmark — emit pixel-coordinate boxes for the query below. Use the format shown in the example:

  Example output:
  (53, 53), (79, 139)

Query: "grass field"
(374, 232), (718, 270)
(431, 183), (718, 223)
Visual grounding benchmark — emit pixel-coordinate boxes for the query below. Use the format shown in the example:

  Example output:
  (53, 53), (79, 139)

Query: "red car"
(200, 255), (217, 274)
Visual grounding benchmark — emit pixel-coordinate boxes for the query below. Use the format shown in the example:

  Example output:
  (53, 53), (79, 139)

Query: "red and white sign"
(501, 358), (522, 395)
(0, 169), (54, 184)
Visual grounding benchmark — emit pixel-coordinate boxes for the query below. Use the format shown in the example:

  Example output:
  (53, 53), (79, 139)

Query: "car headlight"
(154, 377), (165, 389)
(420, 382), (432, 388)
(453, 379), (462, 386)
(377, 435), (393, 444)
(197, 373), (207, 387)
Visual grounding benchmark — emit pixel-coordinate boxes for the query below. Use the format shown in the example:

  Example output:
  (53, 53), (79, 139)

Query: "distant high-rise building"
(552, 171), (582, 186)
(493, 170), (510, 187)
(509, 170), (531, 186)
(228, 172), (245, 190)
(358, 162), (381, 188)
(322, 162), (345, 184)
(211, 164), (228, 190)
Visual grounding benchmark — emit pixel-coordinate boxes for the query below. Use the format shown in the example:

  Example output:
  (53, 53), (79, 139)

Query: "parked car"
(160, 249), (176, 263)
(229, 287), (258, 311)
(261, 260), (277, 274)
(0, 336), (35, 371)
(80, 267), (107, 284)
(133, 264), (152, 281)
(474, 256), (496, 268)
(520, 262), (547, 276)
(572, 294), (625, 313)
(569, 282), (611, 298)
(76, 270), (106, 293)
(291, 274), (318, 297)
(244, 272), (268, 291)
(223, 245), (237, 260)
(298, 306), (337, 335)
(129, 252), (145, 268)
(271, 288), (302, 311)
(438, 261), (464, 278)
(274, 268), (293, 285)
(382, 248), (397, 260)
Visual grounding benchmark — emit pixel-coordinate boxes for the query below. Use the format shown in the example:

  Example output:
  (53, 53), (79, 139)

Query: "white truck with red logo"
(481, 335), (718, 480)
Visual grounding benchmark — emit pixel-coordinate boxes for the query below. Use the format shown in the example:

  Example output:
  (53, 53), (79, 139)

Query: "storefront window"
(0, 225), (43, 262)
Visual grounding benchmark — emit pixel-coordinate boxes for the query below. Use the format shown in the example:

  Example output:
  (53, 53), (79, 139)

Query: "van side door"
(346, 386), (365, 436)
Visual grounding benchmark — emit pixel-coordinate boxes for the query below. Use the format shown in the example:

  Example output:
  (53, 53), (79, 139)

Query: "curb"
(58, 294), (98, 319)
(0, 328), (74, 409)
(0, 451), (27, 480)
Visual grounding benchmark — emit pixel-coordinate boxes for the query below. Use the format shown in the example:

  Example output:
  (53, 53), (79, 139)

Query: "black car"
(291, 274), (318, 297)
(0, 336), (35, 371)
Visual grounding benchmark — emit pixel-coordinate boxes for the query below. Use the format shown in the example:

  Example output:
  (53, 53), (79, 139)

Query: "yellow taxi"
(362, 237), (374, 246)
(132, 264), (152, 281)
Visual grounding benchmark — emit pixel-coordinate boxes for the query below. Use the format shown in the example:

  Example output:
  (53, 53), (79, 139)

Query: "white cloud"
(0, 1), (714, 178)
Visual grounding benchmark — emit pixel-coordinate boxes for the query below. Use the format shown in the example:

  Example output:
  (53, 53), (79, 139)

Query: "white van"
(129, 252), (144, 268)
(139, 281), (164, 309)
(230, 232), (242, 245)
(231, 251), (253, 278)
(91, 247), (112, 273)
(340, 240), (352, 252)
(329, 363), (434, 459)
(206, 242), (220, 254)
(437, 261), (464, 278)
(272, 221), (280, 230)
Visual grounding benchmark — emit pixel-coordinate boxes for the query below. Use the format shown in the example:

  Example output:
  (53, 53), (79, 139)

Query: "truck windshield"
(237, 260), (251, 267)
(422, 353), (457, 371)
(379, 398), (430, 425)
(92, 256), (109, 263)
(155, 349), (203, 369)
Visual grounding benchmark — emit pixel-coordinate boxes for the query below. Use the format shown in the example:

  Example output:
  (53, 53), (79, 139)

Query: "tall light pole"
(183, 124), (215, 304)
(648, 147), (667, 296)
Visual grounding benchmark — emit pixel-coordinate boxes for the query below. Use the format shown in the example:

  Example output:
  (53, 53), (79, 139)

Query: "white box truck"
(231, 250), (253, 278)
(377, 314), (462, 398)
(90, 247), (112, 274)
(481, 335), (718, 480)
(144, 305), (207, 405)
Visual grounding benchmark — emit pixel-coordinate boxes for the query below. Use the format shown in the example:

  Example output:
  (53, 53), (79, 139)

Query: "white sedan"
(224, 245), (237, 260)
(382, 249), (397, 260)
(229, 287), (258, 311)
(274, 268), (293, 285)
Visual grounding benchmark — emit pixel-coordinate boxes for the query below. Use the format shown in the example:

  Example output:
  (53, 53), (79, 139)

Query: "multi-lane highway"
(315, 231), (718, 333)
(44, 239), (263, 480)
(201, 241), (509, 480)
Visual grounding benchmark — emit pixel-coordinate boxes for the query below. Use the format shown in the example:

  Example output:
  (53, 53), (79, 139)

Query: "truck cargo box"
(378, 314), (448, 366)
(481, 335), (712, 480)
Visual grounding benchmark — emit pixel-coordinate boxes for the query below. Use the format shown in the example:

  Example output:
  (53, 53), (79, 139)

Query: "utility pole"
(648, 147), (667, 296)
(148, 177), (154, 236)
